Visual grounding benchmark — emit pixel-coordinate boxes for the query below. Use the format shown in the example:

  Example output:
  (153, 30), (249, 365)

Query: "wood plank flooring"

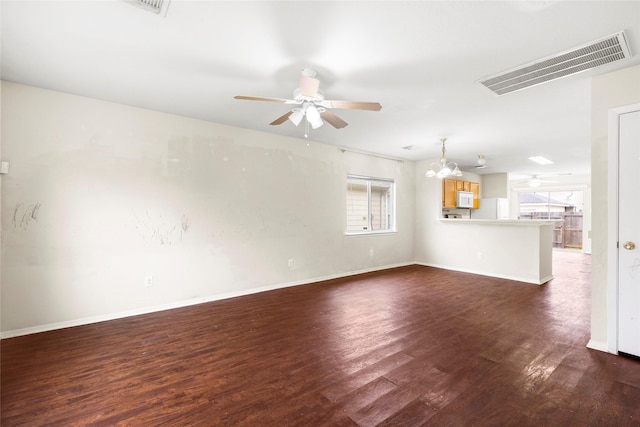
(3, 251), (640, 426)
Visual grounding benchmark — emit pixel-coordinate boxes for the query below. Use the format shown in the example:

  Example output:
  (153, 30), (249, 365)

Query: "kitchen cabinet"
(457, 181), (471, 192)
(443, 178), (457, 208)
(469, 182), (480, 208)
(442, 178), (480, 208)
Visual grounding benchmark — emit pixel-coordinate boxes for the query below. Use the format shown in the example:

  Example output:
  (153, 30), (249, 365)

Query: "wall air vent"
(479, 31), (632, 95)
(127, 0), (170, 15)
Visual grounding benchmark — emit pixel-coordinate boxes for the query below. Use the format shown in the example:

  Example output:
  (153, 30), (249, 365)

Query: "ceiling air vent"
(128, 0), (169, 15)
(479, 31), (632, 95)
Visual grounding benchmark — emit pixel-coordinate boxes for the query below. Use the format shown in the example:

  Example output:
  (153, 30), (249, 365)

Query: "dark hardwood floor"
(2, 251), (640, 426)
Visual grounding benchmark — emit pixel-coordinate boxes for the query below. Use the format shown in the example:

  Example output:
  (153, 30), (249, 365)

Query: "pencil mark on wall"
(133, 210), (190, 245)
(13, 203), (42, 230)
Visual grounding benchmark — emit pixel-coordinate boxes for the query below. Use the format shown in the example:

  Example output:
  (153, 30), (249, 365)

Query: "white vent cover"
(479, 31), (632, 95)
(128, 0), (169, 15)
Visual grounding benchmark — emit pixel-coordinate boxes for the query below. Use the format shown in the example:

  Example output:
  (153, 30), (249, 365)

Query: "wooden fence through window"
(519, 212), (583, 249)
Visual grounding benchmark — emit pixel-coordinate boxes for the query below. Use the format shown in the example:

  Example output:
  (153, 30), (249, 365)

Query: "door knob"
(623, 241), (636, 250)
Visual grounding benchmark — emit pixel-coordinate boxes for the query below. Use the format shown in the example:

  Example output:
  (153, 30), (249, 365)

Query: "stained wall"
(0, 82), (415, 335)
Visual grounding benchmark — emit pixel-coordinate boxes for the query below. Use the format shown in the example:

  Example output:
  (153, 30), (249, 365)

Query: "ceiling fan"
(514, 173), (571, 187)
(234, 69), (382, 136)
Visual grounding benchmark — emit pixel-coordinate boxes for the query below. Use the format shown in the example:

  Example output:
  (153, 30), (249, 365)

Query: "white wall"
(0, 82), (415, 336)
(589, 65), (640, 351)
(481, 173), (508, 199)
(415, 164), (473, 266)
(0, 82), (3, 329)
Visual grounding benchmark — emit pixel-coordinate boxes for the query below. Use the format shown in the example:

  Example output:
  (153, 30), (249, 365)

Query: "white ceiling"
(2, 1), (640, 178)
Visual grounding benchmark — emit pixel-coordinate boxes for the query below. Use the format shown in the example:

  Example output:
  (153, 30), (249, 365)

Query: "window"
(517, 191), (583, 220)
(518, 190), (584, 250)
(346, 175), (395, 234)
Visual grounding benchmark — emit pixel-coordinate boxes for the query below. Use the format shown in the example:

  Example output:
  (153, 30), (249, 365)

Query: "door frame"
(606, 103), (640, 354)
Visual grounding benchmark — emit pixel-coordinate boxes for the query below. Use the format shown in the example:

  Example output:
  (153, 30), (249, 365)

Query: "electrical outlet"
(288, 259), (295, 269)
(145, 275), (154, 287)
(477, 252), (484, 261)
(369, 248), (374, 257)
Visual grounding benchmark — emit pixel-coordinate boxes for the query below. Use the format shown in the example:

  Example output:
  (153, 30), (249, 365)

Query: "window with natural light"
(518, 190), (584, 249)
(346, 175), (395, 234)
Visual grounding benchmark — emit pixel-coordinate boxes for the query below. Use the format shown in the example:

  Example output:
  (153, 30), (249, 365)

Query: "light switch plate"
(0, 161), (9, 174)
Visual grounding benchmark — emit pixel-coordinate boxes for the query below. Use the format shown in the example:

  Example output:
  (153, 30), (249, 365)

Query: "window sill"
(345, 230), (397, 237)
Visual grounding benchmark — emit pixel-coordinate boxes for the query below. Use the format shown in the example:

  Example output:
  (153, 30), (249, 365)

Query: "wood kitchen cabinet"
(469, 182), (480, 208)
(442, 178), (457, 208)
(456, 181), (471, 192)
(442, 178), (480, 209)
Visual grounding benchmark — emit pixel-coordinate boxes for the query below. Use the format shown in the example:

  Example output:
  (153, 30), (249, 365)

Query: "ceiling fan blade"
(321, 100), (382, 111)
(234, 95), (289, 103)
(320, 111), (348, 129)
(269, 111), (294, 126)
(300, 76), (320, 97)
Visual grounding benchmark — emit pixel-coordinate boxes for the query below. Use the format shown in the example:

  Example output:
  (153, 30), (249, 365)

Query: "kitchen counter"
(439, 218), (559, 226)
(428, 218), (557, 284)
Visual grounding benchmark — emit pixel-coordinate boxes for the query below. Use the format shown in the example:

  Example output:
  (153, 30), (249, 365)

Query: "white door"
(618, 109), (640, 358)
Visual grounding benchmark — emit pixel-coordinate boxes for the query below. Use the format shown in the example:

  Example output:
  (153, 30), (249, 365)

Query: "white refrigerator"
(471, 198), (509, 219)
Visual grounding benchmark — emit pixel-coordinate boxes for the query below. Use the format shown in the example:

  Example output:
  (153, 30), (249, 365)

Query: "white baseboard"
(538, 275), (555, 285)
(1, 262), (414, 339)
(415, 262), (550, 285)
(586, 339), (610, 354)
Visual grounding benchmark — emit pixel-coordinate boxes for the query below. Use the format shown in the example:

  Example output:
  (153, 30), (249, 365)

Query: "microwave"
(456, 191), (474, 208)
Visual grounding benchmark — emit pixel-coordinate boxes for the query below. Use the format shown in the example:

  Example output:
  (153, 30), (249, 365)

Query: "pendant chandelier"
(425, 138), (463, 178)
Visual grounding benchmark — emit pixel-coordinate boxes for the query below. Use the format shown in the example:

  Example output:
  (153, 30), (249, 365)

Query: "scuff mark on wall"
(181, 214), (190, 240)
(13, 203), (42, 230)
(133, 210), (190, 245)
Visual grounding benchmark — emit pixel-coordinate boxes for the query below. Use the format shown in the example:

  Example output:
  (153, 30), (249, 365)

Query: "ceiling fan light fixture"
(477, 155), (486, 166)
(305, 105), (324, 129)
(288, 109), (304, 126)
(425, 169), (436, 178)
